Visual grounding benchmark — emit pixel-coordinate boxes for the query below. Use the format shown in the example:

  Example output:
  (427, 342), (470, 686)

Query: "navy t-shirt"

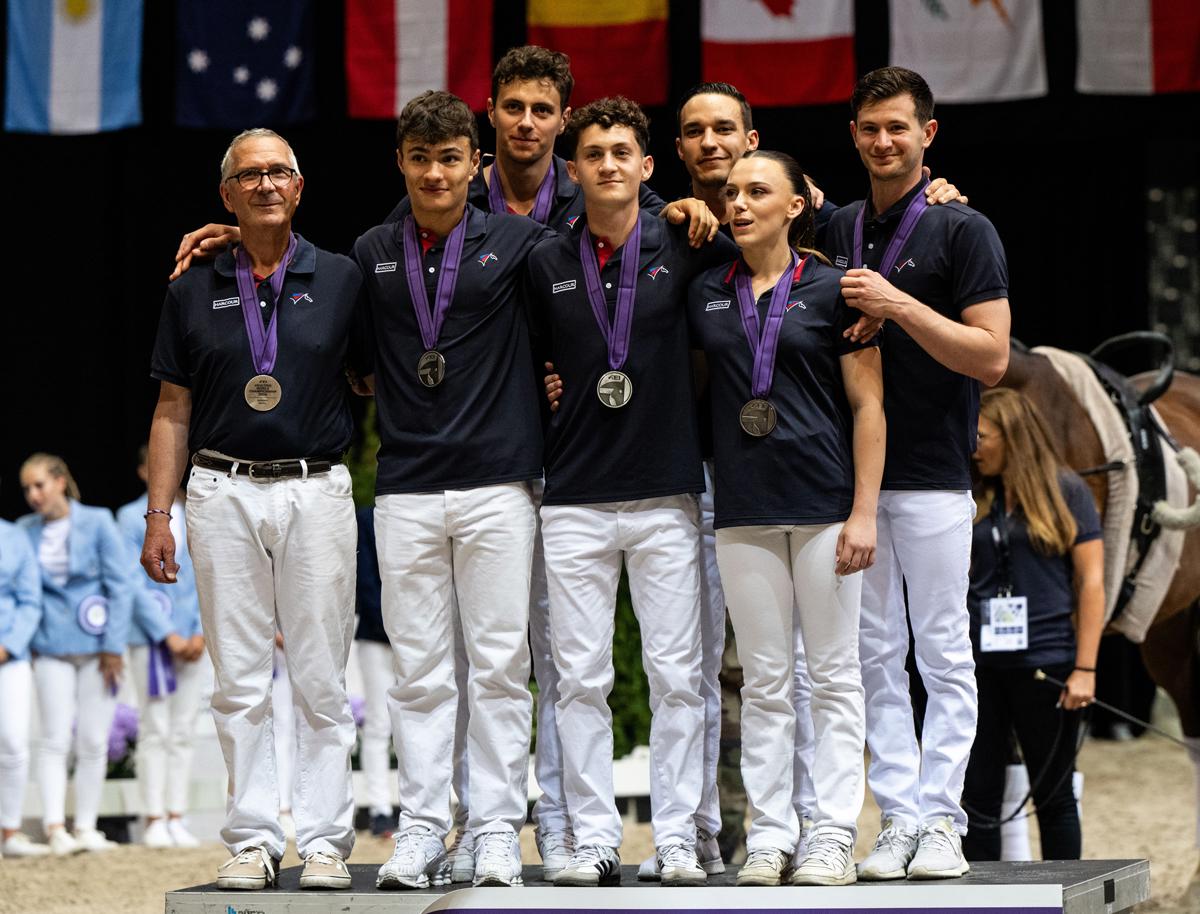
(968, 471), (1102, 669)
(527, 211), (738, 506)
(151, 235), (365, 460)
(352, 204), (555, 495)
(688, 256), (877, 528)
(824, 181), (1008, 491)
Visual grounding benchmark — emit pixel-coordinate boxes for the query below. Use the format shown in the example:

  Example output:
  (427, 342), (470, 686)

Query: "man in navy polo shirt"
(526, 96), (737, 888)
(142, 128), (365, 892)
(824, 67), (1011, 880)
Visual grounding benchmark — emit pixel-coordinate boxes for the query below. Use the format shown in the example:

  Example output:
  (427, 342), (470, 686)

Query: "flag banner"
(1077, 0), (1200, 94)
(701, 0), (855, 107)
(346, 0), (493, 117)
(176, 0), (316, 129)
(527, 0), (668, 107)
(5, 0), (143, 134)
(889, 0), (1047, 103)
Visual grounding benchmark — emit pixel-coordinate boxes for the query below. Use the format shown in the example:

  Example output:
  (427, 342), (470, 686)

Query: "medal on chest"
(580, 220), (642, 409)
(733, 253), (803, 437)
(402, 215), (468, 388)
(235, 234), (297, 411)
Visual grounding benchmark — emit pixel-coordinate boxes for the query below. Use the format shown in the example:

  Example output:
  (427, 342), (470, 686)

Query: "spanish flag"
(527, 0), (668, 107)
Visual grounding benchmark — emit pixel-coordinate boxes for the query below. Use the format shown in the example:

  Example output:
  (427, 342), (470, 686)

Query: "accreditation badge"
(980, 595), (1029, 652)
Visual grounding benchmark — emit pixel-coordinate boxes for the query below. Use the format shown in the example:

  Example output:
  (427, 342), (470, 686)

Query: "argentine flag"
(5, 0), (143, 134)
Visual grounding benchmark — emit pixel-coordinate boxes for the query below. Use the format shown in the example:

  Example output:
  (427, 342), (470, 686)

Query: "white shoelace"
(229, 846), (276, 877)
(305, 851), (343, 869)
(658, 843), (698, 870)
(919, 824), (958, 855)
(804, 834), (851, 870)
(570, 845), (615, 870)
(392, 828), (436, 862)
(476, 833), (515, 871)
(743, 848), (786, 870)
(873, 822), (913, 855)
(538, 830), (574, 856)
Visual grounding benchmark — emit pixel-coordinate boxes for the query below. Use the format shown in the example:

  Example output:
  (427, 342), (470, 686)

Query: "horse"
(1000, 340), (1200, 892)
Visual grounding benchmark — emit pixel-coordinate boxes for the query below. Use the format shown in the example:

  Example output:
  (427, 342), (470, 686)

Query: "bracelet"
(143, 508), (172, 520)
(1074, 666), (1096, 673)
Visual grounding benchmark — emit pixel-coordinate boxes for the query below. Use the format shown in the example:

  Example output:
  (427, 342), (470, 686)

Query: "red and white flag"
(889, 0), (1047, 103)
(345, 0), (492, 117)
(1077, 0), (1200, 94)
(701, 0), (855, 107)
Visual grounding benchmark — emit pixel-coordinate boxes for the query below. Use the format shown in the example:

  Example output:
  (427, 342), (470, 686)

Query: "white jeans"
(187, 464), (358, 859)
(129, 645), (207, 818)
(376, 482), (535, 839)
(792, 627), (817, 820)
(542, 495), (705, 848)
(717, 523), (865, 851)
(33, 654), (117, 831)
(0, 660), (33, 830)
(272, 646), (295, 812)
(859, 490), (977, 833)
(695, 463), (726, 837)
(355, 639), (396, 818)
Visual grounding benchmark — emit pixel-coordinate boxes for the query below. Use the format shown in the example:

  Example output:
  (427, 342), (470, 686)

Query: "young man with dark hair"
(526, 96), (738, 888)
(825, 66), (1010, 881)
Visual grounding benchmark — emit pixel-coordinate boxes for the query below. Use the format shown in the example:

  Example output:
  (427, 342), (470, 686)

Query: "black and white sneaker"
(553, 844), (621, 886)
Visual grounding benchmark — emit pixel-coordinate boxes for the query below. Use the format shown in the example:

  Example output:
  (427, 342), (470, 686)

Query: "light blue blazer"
(115, 494), (202, 645)
(0, 519), (42, 661)
(19, 501), (134, 656)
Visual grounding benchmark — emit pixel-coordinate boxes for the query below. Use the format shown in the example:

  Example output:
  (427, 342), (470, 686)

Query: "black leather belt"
(192, 452), (341, 480)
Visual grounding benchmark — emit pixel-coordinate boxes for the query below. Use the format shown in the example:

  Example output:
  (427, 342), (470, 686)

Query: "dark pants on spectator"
(962, 662), (1082, 861)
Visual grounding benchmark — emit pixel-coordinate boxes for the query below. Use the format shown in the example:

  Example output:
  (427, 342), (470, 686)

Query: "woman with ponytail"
(18, 453), (133, 854)
(687, 150), (884, 886)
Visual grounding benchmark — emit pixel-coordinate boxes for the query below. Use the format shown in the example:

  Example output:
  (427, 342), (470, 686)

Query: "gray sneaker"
(658, 842), (706, 887)
(299, 851), (351, 889)
(736, 847), (790, 886)
(695, 827), (725, 875)
(857, 817), (918, 881)
(376, 827), (447, 890)
(790, 826), (856, 886)
(554, 844), (621, 886)
(907, 817), (970, 879)
(216, 846), (281, 890)
(535, 827), (574, 881)
(432, 827), (474, 886)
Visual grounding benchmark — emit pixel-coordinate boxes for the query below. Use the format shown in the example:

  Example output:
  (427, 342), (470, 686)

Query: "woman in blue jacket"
(18, 453), (133, 855)
(0, 516), (46, 858)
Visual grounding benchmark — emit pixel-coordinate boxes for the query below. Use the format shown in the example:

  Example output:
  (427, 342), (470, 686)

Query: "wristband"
(1074, 666), (1096, 673)
(144, 508), (172, 520)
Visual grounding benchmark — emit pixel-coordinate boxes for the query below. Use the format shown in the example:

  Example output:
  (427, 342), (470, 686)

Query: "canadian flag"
(701, 0), (855, 107)
(1077, 0), (1200, 94)
(345, 0), (492, 117)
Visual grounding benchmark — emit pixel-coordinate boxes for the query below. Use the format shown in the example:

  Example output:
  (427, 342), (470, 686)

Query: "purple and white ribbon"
(487, 159), (556, 224)
(146, 590), (177, 698)
(76, 594), (108, 636)
(734, 252), (799, 400)
(402, 215), (468, 351)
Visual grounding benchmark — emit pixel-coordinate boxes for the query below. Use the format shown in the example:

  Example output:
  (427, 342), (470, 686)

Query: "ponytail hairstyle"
(21, 452), (81, 501)
(739, 149), (829, 265)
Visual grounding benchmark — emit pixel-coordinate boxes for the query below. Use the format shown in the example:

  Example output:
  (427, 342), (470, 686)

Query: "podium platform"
(166, 859), (1150, 913)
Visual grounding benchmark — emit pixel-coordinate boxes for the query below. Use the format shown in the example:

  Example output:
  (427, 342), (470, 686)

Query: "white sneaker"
(790, 826), (856, 886)
(857, 817), (918, 881)
(696, 827), (725, 875)
(376, 827), (447, 890)
(74, 828), (117, 852)
(46, 828), (81, 856)
(167, 819), (200, 848)
(300, 851), (352, 889)
(554, 845), (621, 886)
(216, 846), (281, 890)
(907, 817), (970, 879)
(636, 854), (659, 882)
(2, 833), (50, 858)
(535, 827), (574, 881)
(432, 828), (474, 886)
(143, 820), (173, 848)
(736, 847), (789, 886)
(473, 831), (523, 887)
(658, 842), (706, 886)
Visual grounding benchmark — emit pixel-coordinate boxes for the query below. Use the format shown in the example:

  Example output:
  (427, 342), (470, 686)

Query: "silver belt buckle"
(248, 461), (286, 480)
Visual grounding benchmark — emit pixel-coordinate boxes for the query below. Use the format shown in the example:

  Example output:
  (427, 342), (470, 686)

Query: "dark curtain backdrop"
(2, 0), (1198, 517)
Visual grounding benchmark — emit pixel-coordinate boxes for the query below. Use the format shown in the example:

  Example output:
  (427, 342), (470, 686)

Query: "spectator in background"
(117, 445), (206, 848)
(962, 388), (1104, 861)
(18, 453), (132, 855)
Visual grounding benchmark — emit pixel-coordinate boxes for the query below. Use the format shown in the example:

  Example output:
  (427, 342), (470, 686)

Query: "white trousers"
(272, 646), (295, 811)
(543, 495), (705, 848)
(695, 463), (726, 836)
(187, 464), (358, 859)
(859, 490), (977, 833)
(32, 654), (117, 831)
(792, 626), (817, 820)
(717, 523), (865, 851)
(376, 482), (535, 839)
(129, 644), (207, 818)
(355, 639), (396, 818)
(0, 660), (33, 829)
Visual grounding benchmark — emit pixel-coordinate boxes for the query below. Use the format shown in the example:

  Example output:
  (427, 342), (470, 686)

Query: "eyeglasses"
(226, 166), (297, 190)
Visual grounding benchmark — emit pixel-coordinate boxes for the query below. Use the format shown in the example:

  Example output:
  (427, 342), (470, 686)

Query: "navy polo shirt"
(151, 235), (365, 460)
(688, 256), (877, 529)
(353, 204), (554, 495)
(969, 471), (1102, 669)
(527, 211), (738, 506)
(824, 181), (1008, 491)
(385, 154), (666, 232)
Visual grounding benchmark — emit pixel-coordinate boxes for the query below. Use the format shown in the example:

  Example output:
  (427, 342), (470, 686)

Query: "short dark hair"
(396, 90), (479, 152)
(564, 96), (650, 158)
(491, 45), (574, 110)
(850, 67), (934, 123)
(676, 82), (753, 133)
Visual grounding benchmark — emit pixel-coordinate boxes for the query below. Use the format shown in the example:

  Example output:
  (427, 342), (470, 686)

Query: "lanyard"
(989, 487), (1016, 598)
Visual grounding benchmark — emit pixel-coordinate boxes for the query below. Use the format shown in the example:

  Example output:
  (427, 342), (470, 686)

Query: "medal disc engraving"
(739, 398), (777, 437)
(418, 350), (446, 387)
(596, 370), (633, 408)
(244, 375), (282, 411)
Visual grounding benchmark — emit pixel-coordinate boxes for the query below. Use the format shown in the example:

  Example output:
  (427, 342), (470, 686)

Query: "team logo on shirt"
(552, 280), (577, 294)
(289, 292), (314, 304)
(786, 299), (806, 311)
(566, 215), (581, 229)
(478, 252), (499, 267)
(894, 257), (917, 274)
(706, 299), (731, 311)
(834, 255), (849, 269)
(211, 297), (239, 310)
(647, 264), (669, 280)
(375, 262), (398, 273)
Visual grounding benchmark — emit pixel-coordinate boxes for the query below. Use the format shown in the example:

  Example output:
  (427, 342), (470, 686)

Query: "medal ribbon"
(234, 233), (297, 375)
(402, 214), (468, 352)
(148, 643), (177, 698)
(487, 159), (557, 224)
(734, 252), (801, 400)
(852, 177), (929, 274)
(579, 220), (642, 371)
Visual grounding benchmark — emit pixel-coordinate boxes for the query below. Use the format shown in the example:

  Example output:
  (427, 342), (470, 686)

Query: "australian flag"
(176, 0), (315, 128)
